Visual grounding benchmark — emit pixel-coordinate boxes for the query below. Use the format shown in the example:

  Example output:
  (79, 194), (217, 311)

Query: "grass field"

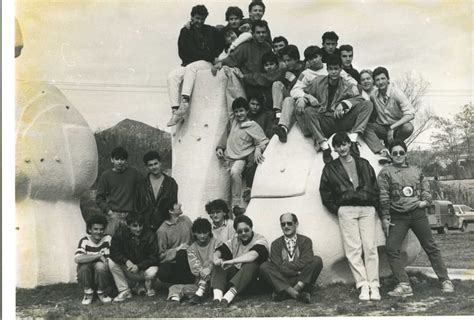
(16, 230), (474, 318)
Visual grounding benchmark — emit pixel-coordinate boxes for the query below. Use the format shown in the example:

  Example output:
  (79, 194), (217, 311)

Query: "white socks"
(213, 289), (223, 301)
(222, 287), (237, 303)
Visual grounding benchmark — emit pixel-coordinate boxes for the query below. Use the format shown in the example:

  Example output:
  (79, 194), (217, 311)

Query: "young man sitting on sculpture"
(216, 97), (269, 217)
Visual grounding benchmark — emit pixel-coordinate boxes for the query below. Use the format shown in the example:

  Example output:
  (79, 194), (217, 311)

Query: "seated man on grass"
(75, 214), (113, 305)
(108, 213), (159, 302)
(303, 54), (373, 163)
(216, 97), (269, 216)
(260, 213), (323, 304)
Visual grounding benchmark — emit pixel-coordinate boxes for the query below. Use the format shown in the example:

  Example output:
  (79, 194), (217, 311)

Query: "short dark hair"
(247, 91), (265, 108)
(240, 18), (252, 27)
(225, 6), (243, 21)
(111, 146), (128, 160)
(272, 36), (288, 46)
(251, 20), (268, 33)
(232, 97), (249, 111)
(192, 218), (213, 235)
(262, 52), (279, 67)
(126, 212), (145, 226)
(322, 31), (339, 43)
(325, 54), (342, 67)
(205, 199), (230, 219)
(86, 214), (108, 234)
(233, 215), (253, 230)
(373, 66), (390, 80)
(249, 1), (266, 13)
(158, 197), (177, 221)
(280, 212), (298, 223)
(339, 44), (353, 53)
(388, 140), (407, 153)
(280, 44), (300, 61)
(332, 132), (351, 148)
(304, 45), (322, 61)
(143, 151), (161, 164)
(191, 5), (208, 18)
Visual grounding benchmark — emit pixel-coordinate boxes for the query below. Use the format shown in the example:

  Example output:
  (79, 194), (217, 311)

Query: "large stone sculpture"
(172, 70), (421, 285)
(16, 20), (98, 288)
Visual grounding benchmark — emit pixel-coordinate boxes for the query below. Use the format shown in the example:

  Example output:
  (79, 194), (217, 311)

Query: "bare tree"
(394, 71), (434, 146)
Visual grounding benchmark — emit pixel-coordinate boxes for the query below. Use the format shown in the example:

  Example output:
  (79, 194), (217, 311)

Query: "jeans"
(385, 208), (449, 283)
(77, 261), (110, 292)
(338, 206), (380, 288)
(226, 159), (247, 207)
(278, 97), (310, 136)
(108, 258), (158, 292)
(272, 81), (290, 110)
(363, 122), (414, 153)
(211, 261), (259, 293)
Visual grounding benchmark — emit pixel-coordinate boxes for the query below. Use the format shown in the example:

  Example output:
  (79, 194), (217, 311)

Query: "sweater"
(320, 157), (379, 215)
(187, 237), (222, 278)
(370, 84), (415, 126)
(96, 167), (141, 214)
(109, 228), (158, 271)
(217, 232), (269, 269)
(377, 164), (431, 217)
(212, 219), (236, 244)
(269, 234), (315, 277)
(221, 39), (272, 74)
(178, 24), (224, 66)
(156, 215), (193, 263)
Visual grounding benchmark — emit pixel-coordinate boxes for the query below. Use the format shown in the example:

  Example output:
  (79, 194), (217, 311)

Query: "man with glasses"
(96, 146), (142, 236)
(259, 213), (323, 304)
(363, 66), (415, 163)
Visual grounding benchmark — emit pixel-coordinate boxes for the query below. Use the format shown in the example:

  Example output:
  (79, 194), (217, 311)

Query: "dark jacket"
(178, 24), (224, 66)
(135, 173), (178, 232)
(270, 234), (315, 277)
(110, 227), (159, 271)
(320, 156), (379, 214)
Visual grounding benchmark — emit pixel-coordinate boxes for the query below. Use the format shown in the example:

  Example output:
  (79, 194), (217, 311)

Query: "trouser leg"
(358, 207), (380, 288)
(304, 108), (336, 144)
(230, 261), (259, 293)
(385, 214), (411, 283)
(297, 256), (323, 292)
(278, 97), (296, 129)
(394, 122), (414, 141)
(272, 81), (288, 111)
(410, 209), (450, 282)
(259, 261), (292, 293)
(181, 60), (213, 97)
(77, 263), (94, 291)
(229, 159), (246, 207)
(144, 266), (158, 290)
(167, 66), (185, 107)
(108, 258), (130, 292)
(338, 207), (369, 288)
(211, 265), (238, 292)
(339, 101), (373, 135)
(157, 263), (175, 283)
(175, 249), (196, 284)
(363, 122), (387, 153)
(93, 261), (110, 292)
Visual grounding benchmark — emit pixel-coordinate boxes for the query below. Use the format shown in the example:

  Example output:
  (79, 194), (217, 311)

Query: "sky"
(14, 0), (473, 146)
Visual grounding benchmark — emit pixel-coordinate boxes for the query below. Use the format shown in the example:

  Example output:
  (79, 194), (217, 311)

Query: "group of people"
(166, 2), (417, 215)
(74, 0), (456, 309)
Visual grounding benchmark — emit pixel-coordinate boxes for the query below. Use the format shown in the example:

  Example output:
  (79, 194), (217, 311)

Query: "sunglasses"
(236, 228), (251, 235)
(391, 151), (406, 156)
(280, 222), (294, 227)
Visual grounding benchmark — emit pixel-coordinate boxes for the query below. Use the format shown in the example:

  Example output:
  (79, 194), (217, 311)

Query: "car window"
(448, 205), (455, 215)
(454, 206), (461, 213)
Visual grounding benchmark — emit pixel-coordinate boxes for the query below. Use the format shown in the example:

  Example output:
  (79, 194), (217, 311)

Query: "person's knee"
(259, 261), (272, 274)
(230, 164), (244, 178)
(397, 122), (414, 139)
(310, 256), (323, 270)
(384, 241), (400, 256)
(272, 81), (285, 91)
(144, 266), (158, 279)
(94, 261), (107, 273)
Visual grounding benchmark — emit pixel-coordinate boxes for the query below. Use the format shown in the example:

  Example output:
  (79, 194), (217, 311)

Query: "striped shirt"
(75, 234), (112, 258)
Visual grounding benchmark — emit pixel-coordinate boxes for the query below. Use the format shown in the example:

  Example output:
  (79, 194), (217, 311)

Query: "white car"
(453, 204), (474, 232)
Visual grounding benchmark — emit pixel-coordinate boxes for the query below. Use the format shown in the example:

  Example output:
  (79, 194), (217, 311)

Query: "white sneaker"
(81, 293), (93, 305)
(441, 280), (454, 293)
(97, 292), (112, 303)
(359, 285), (370, 301)
(370, 287), (381, 300)
(113, 289), (132, 302)
(146, 289), (156, 297)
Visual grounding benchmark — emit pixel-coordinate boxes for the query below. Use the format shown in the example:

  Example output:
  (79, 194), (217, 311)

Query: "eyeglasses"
(391, 151), (406, 157)
(236, 228), (251, 235)
(280, 222), (294, 227)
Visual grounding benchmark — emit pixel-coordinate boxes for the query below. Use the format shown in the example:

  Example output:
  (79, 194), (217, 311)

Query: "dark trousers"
(211, 261), (259, 293)
(77, 261), (110, 292)
(363, 122), (414, 153)
(385, 208), (449, 283)
(157, 249), (195, 284)
(259, 256), (323, 293)
(304, 101), (373, 144)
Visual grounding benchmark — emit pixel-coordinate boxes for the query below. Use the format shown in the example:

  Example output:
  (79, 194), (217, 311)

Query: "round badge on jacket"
(402, 186), (414, 197)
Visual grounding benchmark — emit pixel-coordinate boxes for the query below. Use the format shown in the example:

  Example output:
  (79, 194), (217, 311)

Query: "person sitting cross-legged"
(260, 213), (323, 304)
(211, 215), (269, 307)
(108, 213), (159, 302)
(74, 214), (113, 305)
(303, 54), (373, 163)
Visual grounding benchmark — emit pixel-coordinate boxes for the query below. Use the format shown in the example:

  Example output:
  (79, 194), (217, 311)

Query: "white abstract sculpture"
(172, 70), (421, 285)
